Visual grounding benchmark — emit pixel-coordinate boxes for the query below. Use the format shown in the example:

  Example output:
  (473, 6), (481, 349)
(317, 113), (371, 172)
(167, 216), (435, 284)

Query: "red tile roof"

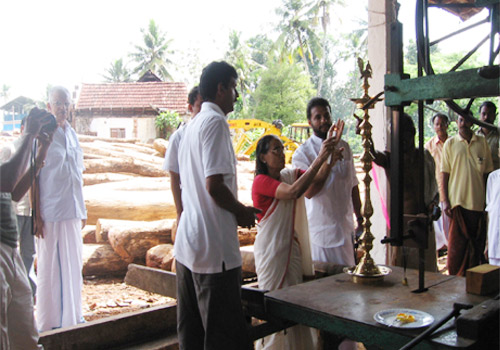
(75, 82), (188, 115)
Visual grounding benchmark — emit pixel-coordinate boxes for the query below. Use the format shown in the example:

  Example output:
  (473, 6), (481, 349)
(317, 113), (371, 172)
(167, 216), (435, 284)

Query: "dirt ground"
(81, 254), (448, 322)
(82, 276), (175, 322)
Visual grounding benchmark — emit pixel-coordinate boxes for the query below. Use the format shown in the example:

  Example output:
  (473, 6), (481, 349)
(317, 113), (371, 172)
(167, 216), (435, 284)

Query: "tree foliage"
(251, 61), (315, 125)
(103, 58), (132, 83)
(130, 20), (174, 81)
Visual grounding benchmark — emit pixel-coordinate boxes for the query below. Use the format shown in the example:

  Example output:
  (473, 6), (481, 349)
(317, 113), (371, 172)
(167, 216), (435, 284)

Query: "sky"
(0, 0), (491, 102)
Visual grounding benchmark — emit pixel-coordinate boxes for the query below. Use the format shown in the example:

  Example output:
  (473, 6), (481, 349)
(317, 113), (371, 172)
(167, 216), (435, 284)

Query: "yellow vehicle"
(288, 122), (311, 144)
(228, 119), (300, 163)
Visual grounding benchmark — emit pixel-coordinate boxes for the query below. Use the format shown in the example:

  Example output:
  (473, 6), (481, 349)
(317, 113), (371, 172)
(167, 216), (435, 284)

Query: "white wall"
(89, 117), (157, 143)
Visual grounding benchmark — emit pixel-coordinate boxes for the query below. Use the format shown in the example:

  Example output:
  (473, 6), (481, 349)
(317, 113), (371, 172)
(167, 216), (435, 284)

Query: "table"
(264, 267), (489, 349)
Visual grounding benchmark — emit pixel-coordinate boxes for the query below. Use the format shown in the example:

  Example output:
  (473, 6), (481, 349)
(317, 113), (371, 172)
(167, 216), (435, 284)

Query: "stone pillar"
(367, 0), (398, 264)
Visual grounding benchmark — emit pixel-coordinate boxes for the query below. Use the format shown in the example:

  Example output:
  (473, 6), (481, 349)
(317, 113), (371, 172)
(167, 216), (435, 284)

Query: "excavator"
(228, 119), (311, 163)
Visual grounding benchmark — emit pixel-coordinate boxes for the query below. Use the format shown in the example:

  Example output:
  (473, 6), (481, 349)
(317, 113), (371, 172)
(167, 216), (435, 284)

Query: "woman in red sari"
(252, 121), (343, 350)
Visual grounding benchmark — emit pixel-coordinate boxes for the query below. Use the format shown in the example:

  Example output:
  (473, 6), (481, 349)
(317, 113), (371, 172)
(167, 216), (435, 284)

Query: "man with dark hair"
(442, 115), (493, 276)
(425, 113), (450, 253)
(477, 101), (499, 170)
(1, 107), (53, 349)
(293, 97), (359, 350)
(175, 61), (258, 350)
(163, 86), (202, 239)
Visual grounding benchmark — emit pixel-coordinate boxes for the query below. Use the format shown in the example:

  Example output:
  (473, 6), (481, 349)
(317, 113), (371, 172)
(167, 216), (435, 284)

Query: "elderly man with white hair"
(34, 86), (87, 332)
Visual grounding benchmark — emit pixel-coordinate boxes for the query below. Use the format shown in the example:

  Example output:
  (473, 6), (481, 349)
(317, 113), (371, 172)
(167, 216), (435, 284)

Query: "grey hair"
(49, 86), (71, 103)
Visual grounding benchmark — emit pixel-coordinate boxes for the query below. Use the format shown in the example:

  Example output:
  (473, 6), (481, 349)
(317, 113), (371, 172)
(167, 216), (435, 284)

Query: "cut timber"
(80, 142), (164, 166)
(82, 244), (129, 277)
(147, 244), (175, 271)
(84, 177), (175, 224)
(84, 158), (167, 177)
(95, 218), (174, 243)
(125, 263), (177, 298)
(39, 304), (178, 350)
(82, 225), (96, 244)
(78, 135), (139, 144)
(153, 138), (169, 157)
(83, 173), (136, 186)
(108, 219), (176, 263)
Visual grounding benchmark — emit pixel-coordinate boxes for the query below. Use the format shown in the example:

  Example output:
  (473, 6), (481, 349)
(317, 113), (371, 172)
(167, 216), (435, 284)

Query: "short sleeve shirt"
(38, 122), (86, 222)
(175, 102), (240, 274)
(425, 135), (446, 202)
(292, 136), (359, 248)
(162, 125), (185, 173)
(441, 133), (493, 211)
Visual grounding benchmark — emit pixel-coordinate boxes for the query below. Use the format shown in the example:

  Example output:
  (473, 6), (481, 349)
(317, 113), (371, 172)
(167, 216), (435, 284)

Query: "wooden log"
(153, 138), (169, 157)
(84, 178), (175, 225)
(82, 225), (96, 244)
(83, 173), (136, 186)
(82, 244), (129, 277)
(80, 143), (164, 167)
(78, 135), (139, 144)
(83, 158), (167, 177)
(95, 218), (174, 243)
(146, 244), (175, 271)
(107, 219), (176, 263)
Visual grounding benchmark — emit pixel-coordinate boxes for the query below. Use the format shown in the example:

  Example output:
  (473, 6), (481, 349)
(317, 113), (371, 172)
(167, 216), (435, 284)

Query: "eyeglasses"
(52, 101), (71, 108)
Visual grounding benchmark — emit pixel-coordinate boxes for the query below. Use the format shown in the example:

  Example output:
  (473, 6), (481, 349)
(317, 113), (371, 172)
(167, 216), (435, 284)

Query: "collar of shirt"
(458, 132), (479, 144)
(199, 101), (226, 119)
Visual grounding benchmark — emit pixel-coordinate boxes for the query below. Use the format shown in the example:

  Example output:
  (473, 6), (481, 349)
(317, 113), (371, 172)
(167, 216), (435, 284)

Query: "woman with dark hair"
(252, 121), (343, 350)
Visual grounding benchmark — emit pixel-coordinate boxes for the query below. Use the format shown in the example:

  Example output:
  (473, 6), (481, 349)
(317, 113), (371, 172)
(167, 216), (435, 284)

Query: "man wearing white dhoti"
(486, 169), (500, 266)
(34, 86), (87, 332)
(292, 97), (361, 350)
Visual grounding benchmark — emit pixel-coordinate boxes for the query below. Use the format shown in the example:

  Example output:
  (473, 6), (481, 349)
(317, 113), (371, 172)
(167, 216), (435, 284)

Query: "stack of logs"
(80, 135), (258, 277)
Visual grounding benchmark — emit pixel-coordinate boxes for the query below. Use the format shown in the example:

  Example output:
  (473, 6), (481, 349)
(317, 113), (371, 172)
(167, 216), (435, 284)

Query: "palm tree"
(129, 19), (174, 81)
(309, 0), (344, 94)
(103, 58), (132, 82)
(224, 31), (256, 111)
(275, 0), (322, 79)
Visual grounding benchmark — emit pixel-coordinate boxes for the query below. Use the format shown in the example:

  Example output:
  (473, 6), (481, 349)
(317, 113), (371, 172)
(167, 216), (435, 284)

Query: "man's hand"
(34, 216), (44, 238)
(235, 206), (261, 229)
(443, 200), (452, 218)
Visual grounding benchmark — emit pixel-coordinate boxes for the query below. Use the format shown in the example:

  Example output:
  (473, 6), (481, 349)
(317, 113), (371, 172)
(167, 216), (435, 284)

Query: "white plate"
(374, 308), (434, 329)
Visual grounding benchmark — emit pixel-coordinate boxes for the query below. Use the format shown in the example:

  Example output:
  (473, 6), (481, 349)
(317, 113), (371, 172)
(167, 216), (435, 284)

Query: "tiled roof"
(75, 82), (188, 114)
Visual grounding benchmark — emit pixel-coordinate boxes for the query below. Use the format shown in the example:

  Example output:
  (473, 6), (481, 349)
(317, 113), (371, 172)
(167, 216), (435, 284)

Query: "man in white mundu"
(35, 86), (86, 331)
(486, 169), (500, 266)
(292, 97), (361, 350)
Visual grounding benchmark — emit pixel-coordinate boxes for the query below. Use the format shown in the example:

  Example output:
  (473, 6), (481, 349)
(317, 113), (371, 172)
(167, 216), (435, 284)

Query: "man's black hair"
(199, 61), (237, 101)
(188, 86), (200, 106)
(306, 97), (331, 120)
(479, 101), (497, 115)
(401, 113), (416, 135)
(431, 113), (449, 124)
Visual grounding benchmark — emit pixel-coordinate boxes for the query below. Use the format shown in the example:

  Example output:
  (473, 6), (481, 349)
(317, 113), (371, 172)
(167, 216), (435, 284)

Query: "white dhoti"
(433, 202), (450, 250)
(254, 169), (317, 350)
(35, 219), (83, 332)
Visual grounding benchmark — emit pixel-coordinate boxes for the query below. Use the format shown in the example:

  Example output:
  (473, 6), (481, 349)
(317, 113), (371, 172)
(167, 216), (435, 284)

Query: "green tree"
(275, 0), (322, 78)
(224, 31), (256, 112)
(251, 61), (315, 125)
(130, 19), (174, 81)
(103, 58), (132, 82)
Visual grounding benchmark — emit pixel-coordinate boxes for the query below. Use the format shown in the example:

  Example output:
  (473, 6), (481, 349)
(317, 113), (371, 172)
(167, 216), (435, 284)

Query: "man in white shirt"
(292, 97), (361, 350)
(175, 61), (259, 350)
(34, 86), (87, 332)
(163, 86), (202, 233)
